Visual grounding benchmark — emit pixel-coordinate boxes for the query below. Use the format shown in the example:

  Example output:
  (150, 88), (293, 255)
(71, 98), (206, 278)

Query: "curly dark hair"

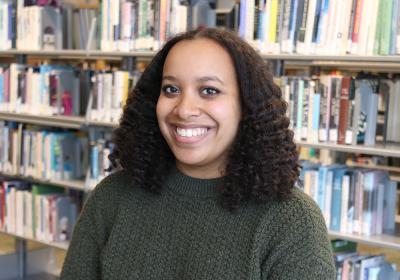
(109, 28), (299, 211)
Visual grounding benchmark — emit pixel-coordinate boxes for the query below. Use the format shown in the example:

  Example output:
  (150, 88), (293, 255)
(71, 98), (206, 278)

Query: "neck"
(175, 161), (225, 179)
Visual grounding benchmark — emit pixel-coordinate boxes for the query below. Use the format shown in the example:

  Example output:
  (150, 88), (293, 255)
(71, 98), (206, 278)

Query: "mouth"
(171, 125), (213, 144)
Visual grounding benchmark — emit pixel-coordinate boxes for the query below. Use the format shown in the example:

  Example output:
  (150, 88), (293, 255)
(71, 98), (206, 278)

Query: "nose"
(173, 92), (201, 119)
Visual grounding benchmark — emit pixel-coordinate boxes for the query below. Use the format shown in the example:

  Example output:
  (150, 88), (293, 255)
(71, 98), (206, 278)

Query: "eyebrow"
(162, 75), (225, 85)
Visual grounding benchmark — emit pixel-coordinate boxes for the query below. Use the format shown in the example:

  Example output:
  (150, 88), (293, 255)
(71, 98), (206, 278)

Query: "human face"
(156, 38), (241, 179)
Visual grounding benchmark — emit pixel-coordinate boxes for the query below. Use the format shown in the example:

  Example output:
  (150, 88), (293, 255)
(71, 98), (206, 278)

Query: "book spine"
(350, 0), (363, 53)
(338, 77), (350, 144)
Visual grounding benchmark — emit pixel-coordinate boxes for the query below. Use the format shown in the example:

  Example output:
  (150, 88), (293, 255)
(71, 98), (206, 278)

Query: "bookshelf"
(0, 0), (400, 277)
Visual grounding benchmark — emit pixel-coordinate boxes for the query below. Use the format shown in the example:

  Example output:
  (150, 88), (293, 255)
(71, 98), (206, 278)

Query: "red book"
(352, 0), (363, 43)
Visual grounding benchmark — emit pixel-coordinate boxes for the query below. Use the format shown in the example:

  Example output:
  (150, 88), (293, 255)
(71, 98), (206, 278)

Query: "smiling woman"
(60, 28), (336, 280)
(157, 38), (241, 179)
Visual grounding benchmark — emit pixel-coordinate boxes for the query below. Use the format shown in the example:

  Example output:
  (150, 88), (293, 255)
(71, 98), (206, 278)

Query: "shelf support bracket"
(15, 238), (27, 279)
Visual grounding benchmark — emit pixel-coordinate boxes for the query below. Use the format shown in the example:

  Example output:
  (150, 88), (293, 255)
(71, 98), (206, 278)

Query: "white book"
(6, 184), (16, 233)
(118, 1), (133, 52)
(36, 132), (43, 178)
(103, 73), (113, 122)
(356, 0), (372, 55)
(112, 71), (125, 122)
(322, 0), (338, 54)
(24, 191), (33, 239)
(340, 174), (350, 233)
(324, 170), (334, 229)
(360, 256), (385, 280)
(245, 0), (255, 43)
(301, 0), (317, 55)
(365, 0), (380, 55)
(332, 0), (352, 55)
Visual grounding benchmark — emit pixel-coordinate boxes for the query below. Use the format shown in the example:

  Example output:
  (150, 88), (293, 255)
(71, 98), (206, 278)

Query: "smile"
(176, 127), (209, 137)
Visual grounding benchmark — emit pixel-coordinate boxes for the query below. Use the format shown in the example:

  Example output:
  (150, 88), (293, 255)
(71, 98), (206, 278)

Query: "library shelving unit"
(1, 50), (400, 277)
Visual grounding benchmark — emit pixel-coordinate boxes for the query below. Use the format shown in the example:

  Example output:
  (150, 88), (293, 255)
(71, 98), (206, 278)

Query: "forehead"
(163, 38), (236, 79)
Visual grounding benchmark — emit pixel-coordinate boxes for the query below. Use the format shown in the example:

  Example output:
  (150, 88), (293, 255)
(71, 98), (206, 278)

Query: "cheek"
(156, 96), (168, 123)
(211, 99), (241, 129)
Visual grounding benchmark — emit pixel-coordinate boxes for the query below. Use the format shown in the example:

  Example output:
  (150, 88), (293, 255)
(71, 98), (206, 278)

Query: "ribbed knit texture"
(60, 167), (335, 280)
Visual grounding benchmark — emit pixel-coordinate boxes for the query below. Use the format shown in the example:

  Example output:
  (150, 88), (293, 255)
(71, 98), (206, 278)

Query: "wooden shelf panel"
(0, 231), (69, 251)
(329, 231), (400, 251)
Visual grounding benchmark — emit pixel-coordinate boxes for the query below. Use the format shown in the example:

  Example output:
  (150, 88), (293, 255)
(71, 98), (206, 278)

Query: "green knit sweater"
(60, 167), (335, 279)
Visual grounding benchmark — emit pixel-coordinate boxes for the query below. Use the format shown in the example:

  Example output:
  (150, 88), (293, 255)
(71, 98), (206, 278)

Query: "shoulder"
(87, 169), (140, 210)
(91, 170), (133, 196)
(254, 187), (330, 253)
(257, 188), (335, 278)
(273, 187), (326, 226)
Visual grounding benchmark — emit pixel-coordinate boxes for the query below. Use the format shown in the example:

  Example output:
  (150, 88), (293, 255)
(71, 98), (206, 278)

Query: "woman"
(61, 28), (335, 279)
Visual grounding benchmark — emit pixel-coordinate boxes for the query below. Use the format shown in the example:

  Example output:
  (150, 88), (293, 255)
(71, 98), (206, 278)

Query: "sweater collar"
(165, 165), (224, 198)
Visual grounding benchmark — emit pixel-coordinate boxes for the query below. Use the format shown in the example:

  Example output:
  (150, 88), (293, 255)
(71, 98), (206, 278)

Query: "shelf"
(87, 120), (118, 128)
(0, 50), (399, 61)
(297, 141), (400, 158)
(5, 273), (58, 280)
(329, 231), (400, 251)
(0, 172), (86, 191)
(0, 231), (69, 251)
(262, 53), (400, 62)
(0, 49), (156, 59)
(0, 112), (85, 129)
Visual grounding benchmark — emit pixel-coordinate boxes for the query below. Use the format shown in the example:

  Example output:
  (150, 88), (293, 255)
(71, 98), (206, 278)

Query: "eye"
(201, 87), (220, 96)
(162, 85), (180, 95)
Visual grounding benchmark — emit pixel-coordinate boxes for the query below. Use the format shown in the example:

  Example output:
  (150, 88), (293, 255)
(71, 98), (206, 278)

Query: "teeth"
(176, 127), (208, 137)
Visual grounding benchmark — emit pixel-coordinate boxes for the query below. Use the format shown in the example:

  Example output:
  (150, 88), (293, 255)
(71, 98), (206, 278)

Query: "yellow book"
(269, 0), (278, 43)
(122, 72), (129, 106)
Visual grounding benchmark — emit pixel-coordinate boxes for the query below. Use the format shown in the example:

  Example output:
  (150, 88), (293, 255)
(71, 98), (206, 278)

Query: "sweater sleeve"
(260, 190), (336, 280)
(60, 181), (111, 279)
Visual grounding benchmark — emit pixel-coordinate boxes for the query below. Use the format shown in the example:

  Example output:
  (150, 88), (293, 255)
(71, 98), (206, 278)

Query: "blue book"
(330, 168), (346, 232)
(91, 144), (99, 179)
(239, 0), (246, 38)
(390, 0), (399, 54)
(288, 0), (298, 51)
(315, 0), (329, 44)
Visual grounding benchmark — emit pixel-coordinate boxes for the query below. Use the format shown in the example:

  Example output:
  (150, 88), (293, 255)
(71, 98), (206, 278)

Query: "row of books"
(278, 74), (400, 145)
(0, 0), (227, 51)
(332, 239), (399, 280)
(99, 0), (188, 51)
(89, 70), (139, 123)
(0, 0), (270, 52)
(4, 0), (400, 55)
(300, 161), (397, 236)
(0, 180), (81, 242)
(0, 63), (138, 120)
(0, 121), (116, 188)
(241, 0), (400, 55)
(0, 122), (88, 181)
